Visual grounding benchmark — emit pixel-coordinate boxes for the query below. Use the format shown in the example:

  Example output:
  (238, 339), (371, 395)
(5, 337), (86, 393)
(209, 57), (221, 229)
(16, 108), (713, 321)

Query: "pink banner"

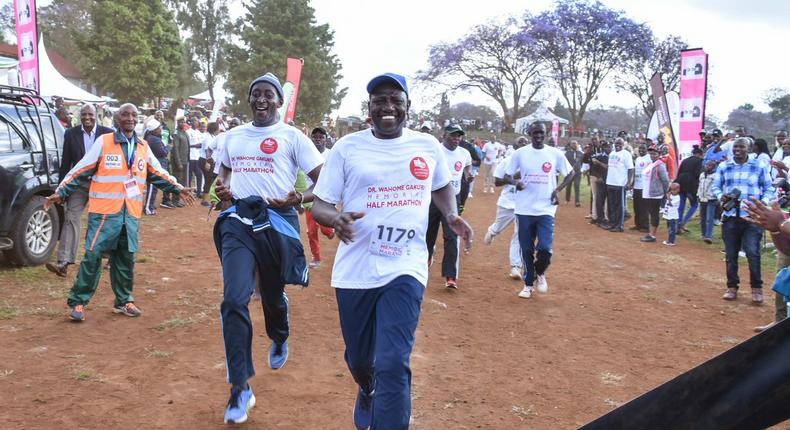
(551, 118), (559, 145)
(678, 48), (708, 159)
(284, 58), (303, 124)
(14, 0), (38, 92)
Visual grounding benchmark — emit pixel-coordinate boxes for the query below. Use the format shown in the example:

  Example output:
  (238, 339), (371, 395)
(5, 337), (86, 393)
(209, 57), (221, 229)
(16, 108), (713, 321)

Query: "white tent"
(189, 85), (227, 102)
(514, 105), (570, 135)
(38, 38), (103, 102)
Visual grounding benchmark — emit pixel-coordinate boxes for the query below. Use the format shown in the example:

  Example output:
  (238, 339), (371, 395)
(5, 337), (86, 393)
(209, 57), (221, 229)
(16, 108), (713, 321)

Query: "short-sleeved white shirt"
(483, 141), (504, 164)
(505, 144), (572, 217)
(313, 128), (451, 289)
(442, 145), (472, 195)
(187, 128), (202, 160)
(219, 122), (323, 200)
(494, 155), (517, 210)
(605, 149), (635, 186)
(633, 154), (652, 190)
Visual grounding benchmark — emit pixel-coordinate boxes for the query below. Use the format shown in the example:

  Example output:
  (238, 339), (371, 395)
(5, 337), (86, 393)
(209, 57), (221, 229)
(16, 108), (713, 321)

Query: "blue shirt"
(711, 157), (774, 218)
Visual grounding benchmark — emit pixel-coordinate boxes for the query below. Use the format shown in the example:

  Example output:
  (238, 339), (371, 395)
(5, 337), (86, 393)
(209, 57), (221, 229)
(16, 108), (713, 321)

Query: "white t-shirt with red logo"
(482, 141), (505, 165)
(505, 144), (572, 217)
(605, 148), (635, 187)
(313, 128), (451, 289)
(443, 145), (472, 195)
(219, 122), (324, 200)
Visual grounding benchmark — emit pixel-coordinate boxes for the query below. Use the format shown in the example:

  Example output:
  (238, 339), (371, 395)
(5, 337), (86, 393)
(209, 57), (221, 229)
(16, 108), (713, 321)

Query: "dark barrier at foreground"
(580, 318), (790, 430)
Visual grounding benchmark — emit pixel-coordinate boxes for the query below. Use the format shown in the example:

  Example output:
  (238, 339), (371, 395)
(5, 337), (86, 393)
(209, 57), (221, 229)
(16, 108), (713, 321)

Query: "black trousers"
(633, 188), (649, 230)
(607, 185), (625, 229)
(646, 198), (662, 228)
(565, 171), (582, 204)
(426, 199), (460, 279)
(593, 178), (608, 223)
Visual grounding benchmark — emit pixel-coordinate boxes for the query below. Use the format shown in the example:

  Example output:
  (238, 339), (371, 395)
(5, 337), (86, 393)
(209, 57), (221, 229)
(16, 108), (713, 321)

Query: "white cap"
(145, 119), (161, 132)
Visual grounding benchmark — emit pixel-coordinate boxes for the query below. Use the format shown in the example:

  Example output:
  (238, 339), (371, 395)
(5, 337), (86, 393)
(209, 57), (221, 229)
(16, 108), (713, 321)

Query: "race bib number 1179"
(368, 224), (416, 258)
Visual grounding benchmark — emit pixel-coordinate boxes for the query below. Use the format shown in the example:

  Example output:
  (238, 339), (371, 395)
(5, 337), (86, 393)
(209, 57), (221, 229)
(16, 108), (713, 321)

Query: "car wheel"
(5, 196), (60, 266)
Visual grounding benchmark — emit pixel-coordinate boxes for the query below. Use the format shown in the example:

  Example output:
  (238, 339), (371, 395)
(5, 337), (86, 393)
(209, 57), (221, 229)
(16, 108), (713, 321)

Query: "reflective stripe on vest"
(87, 134), (150, 218)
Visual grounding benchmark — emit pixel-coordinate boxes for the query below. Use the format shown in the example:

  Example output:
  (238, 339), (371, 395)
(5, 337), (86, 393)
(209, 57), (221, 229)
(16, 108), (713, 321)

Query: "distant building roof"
(0, 42), (81, 79)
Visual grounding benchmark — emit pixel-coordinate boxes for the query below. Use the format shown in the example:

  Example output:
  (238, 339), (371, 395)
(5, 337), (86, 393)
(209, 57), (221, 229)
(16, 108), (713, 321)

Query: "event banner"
(650, 73), (679, 178)
(13, 0), (38, 92)
(678, 48), (708, 158)
(551, 118), (559, 145)
(279, 58), (304, 124)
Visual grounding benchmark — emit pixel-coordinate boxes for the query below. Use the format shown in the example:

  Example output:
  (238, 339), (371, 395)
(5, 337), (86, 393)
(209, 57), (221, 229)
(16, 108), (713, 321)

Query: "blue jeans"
(699, 200), (716, 239)
(721, 217), (763, 289)
(666, 219), (677, 243)
(516, 214), (555, 286)
(336, 275), (425, 430)
(678, 192), (698, 227)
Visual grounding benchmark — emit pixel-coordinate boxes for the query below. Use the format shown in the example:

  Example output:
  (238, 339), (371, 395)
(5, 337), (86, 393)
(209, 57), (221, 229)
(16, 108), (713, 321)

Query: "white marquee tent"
(38, 37), (103, 103)
(514, 105), (569, 135)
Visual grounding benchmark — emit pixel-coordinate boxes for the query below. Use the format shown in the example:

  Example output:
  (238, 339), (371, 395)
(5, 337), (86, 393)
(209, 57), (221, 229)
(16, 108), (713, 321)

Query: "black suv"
(0, 86), (65, 266)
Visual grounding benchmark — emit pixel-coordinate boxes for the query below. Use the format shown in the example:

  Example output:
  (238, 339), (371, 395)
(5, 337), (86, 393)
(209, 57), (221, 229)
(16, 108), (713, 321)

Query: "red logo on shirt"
(454, 161), (463, 171)
(137, 158), (145, 172)
(410, 157), (430, 180)
(260, 138), (278, 154)
(542, 162), (552, 173)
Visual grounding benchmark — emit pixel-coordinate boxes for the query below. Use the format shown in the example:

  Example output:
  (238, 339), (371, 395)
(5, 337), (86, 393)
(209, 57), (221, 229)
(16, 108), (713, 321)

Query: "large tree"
(416, 17), (543, 128)
(76, 0), (183, 104)
(226, 0), (345, 125)
(614, 35), (688, 119)
(0, 3), (15, 44)
(169, 0), (230, 102)
(724, 105), (774, 140)
(766, 88), (790, 130)
(526, 0), (653, 130)
(37, 0), (92, 66)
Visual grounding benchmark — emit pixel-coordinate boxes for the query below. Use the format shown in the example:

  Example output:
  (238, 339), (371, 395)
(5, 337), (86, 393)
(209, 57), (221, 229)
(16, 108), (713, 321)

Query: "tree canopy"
(226, 0), (345, 125)
(76, 0), (183, 105)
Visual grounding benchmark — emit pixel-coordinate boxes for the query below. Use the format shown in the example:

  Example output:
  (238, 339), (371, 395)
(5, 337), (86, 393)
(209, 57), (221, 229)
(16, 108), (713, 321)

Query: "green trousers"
(67, 225), (135, 307)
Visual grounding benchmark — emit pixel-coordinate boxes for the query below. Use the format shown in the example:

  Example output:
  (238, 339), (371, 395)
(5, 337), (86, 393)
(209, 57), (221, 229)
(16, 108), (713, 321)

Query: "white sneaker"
(484, 231), (494, 245)
(518, 286), (534, 299)
(536, 275), (548, 293)
(509, 266), (522, 280)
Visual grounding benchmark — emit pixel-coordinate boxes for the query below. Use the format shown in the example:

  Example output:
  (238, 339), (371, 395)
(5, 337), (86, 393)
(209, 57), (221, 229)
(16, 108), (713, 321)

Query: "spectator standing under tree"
(675, 146), (704, 233)
(640, 146), (670, 243)
(712, 137), (775, 304)
(603, 138), (634, 232)
(564, 140), (583, 207)
(697, 159), (718, 244)
(589, 140), (611, 226)
(168, 117), (190, 208)
(186, 118), (205, 199)
(631, 143), (651, 232)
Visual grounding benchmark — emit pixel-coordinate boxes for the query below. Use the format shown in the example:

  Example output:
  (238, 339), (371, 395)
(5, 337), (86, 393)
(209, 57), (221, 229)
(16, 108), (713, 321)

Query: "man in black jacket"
(675, 146), (704, 232)
(46, 104), (113, 277)
(144, 120), (169, 215)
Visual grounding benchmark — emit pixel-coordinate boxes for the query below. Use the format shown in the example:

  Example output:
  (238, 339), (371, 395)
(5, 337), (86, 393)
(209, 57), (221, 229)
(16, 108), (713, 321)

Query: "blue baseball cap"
(248, 73), (284, 100)
(366, 73), (409, 97)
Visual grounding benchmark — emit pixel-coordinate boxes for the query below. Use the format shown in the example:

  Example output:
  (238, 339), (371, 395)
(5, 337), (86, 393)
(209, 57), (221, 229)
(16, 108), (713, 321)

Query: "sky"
(297, 0), (790, 124)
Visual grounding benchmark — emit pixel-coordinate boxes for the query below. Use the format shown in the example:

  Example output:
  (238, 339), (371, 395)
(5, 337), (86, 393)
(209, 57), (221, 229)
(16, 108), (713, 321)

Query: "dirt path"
(0, 189), (785, 429)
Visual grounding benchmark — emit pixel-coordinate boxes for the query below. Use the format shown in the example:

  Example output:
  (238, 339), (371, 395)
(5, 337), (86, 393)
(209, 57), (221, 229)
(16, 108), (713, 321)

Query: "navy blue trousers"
(219, 210), (299, 387)
(336, 275), (424, 430)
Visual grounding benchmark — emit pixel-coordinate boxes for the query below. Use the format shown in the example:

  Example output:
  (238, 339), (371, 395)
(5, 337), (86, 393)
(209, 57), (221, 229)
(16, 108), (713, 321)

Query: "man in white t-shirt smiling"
(311, 73), (473, 430)
(213, 73), (325, 424)
(503, 122), (574, 299)
(426, 124), (472, 289)
(604, 137), (635, 232)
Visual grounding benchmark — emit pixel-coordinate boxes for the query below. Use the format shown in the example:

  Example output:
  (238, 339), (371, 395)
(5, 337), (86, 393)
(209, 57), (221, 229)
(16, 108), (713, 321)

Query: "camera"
(721, 188), (741, 212)
(775, 178), (790, 208)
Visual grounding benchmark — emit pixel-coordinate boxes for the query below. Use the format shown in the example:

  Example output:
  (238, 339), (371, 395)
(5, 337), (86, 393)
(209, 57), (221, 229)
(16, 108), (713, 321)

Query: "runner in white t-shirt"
(604, 138), (635, 232)
(481, 138), (505, 193)
(503, 122), (574, 299)
(484, 136), (527, 279)
(426, 124), (472, 289)
(212, 73), (325, 425)
(311, 73), (473, 430)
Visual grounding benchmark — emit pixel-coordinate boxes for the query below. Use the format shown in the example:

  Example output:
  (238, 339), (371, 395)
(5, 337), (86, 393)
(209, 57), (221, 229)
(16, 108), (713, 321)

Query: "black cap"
(311, 126), (328, 136)
(444, 124), (465, 135)
(711, 129), (723, 136)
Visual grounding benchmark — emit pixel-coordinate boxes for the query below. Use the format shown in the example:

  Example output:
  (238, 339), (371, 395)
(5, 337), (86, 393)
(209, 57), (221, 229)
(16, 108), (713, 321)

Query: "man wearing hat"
(143, 119), (169, 215)
(426, 124), (472, 289)
(46, 104), (113, 277)
(303, 125), (335, 267)
(212, 73), (325, 424)
(311, 72), (473, 430)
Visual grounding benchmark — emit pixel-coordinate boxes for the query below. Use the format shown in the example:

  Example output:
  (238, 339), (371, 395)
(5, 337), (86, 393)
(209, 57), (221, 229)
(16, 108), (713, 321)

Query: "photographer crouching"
(712, 137), (775, 304)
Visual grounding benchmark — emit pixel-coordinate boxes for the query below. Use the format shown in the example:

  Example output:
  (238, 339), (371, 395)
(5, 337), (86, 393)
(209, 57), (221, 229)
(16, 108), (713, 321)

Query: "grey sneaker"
(113, 302), (142, 317)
